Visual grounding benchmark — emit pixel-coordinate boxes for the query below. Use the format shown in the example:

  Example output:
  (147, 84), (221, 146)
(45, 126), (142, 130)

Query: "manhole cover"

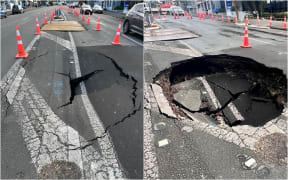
(254, 133), (287, 165)
(41, 21), (85, 31)
(37, 160), (82, 179)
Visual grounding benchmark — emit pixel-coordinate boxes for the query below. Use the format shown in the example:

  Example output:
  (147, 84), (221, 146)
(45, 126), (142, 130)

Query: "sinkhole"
(153, 54), (287, 127)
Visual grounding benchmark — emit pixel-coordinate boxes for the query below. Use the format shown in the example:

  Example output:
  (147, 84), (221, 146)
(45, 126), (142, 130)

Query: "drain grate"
(41, 21), (85, 31)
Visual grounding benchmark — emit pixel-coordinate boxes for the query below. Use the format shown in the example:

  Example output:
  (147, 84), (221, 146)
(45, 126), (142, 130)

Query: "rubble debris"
(153, 122), (166, 131)
(158, 139), (169, 147)
(173, 90), (201, 112)
(153, 55), (287, 127)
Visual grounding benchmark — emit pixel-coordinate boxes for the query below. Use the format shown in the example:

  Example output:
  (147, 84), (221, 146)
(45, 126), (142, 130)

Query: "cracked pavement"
(2, 8), (143, 179)
(144, 14), (287, 179)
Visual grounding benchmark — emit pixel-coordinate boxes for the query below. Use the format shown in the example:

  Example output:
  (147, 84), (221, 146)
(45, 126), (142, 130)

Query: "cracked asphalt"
(1, 6), (142, 179)
(144, 14), (287, 179)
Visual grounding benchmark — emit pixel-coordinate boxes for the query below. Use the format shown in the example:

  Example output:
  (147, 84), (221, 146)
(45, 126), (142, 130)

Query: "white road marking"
(41, 31), (73, 51)
(122, 34), (143, 46)
(249, 37), (276, 46)
(178, 40), (203, 57)
(65, 11), (124, 178)
(6, 67), (25, 104)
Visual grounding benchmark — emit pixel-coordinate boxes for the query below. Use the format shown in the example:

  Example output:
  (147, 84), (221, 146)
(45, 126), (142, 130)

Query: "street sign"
(124, 2), (129, 8)
(226, 0), (232, 10)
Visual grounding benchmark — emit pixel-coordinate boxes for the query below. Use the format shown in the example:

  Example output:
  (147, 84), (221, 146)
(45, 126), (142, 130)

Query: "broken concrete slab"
(173, 90), (201, 111)
(171, 79), (202, 92)
(151, 83), (176, 118)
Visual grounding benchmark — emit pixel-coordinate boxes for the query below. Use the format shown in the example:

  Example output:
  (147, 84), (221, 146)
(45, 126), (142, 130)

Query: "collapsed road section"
(154, 54), (287, 127)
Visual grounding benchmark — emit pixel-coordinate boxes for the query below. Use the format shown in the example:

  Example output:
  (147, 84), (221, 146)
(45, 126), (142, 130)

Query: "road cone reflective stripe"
(257, 15), (261, 25)
(283, 16), (287, 29)
(87, 13), (90, 24)
(44, 13), (48, 24)
(222, 15), (224, 22)
(96, 16), (101, 31)
(112, 21), (122, 45)
(241, 25), (252, 48)
(15, 26), (29, 59)
(35, 16), (42, 35)
(269, 16), (272, 27)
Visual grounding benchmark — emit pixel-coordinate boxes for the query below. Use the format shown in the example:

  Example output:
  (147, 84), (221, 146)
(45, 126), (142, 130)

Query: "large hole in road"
(154, 54), (287, 127)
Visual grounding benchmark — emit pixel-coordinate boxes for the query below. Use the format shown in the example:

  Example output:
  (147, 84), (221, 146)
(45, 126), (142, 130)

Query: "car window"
(135, 4), (143, 13)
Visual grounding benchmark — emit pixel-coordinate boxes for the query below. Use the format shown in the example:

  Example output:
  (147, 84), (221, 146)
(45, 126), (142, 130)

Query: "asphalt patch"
(154, 54), (287, 127)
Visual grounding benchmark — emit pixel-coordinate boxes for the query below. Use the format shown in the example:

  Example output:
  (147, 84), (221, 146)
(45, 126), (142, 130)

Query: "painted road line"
(6, 67), (25, 104)
(249, 37), (276, 46)
(179, 40), (203, 57)
(65, 10), (124, 177)
(122, 34), (143, 46)
(41, 31), (73, 51)
(11, 76), (114, 178)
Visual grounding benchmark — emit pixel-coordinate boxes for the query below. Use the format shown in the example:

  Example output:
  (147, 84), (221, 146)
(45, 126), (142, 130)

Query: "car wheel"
(123, 20), (130, 34)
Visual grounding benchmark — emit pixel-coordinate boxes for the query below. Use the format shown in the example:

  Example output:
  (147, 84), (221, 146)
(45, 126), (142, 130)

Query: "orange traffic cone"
(222, 15), (224, 22)
(112, 21), (122, 45)
(235, 16), (238, 24)
(269, 16), (272, 27)
(158, 13), (161, 19)
(190, 13), (192, 19)
(245, 16), (249, 26)
(241, 25), (252, 48)
(187, 14), (189, 20)
(15, 26), (29, 59)
(87, 13), (90, 24)
(199, 13), (201, 20)
(152, 13), (154, 19)
(164, 14), (166, 19)
(177, 13), (179, 19)
(216, 15), (218, 21)
(51, 11), (53, 20)
(211, 13), (214, 20)
(257, 15), (261, 25)
(35, 16), (42, 35)
(44, 13), (48, 24)
(96, 16), (101, 31)
(228, 16), (231, 23)
(82, 14), (85, 21)
(174, 13), (176, 19)
(283, 16), (287, 29)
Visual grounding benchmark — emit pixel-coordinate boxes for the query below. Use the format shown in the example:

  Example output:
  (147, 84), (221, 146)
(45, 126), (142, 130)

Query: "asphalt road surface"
(1, 6), (143, 179)
(144, 14), (287, 179)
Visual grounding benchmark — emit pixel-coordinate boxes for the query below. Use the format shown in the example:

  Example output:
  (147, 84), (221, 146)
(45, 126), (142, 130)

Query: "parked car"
(170, 6), (184, 16)
(93, 5), (103, 14)
(123, 3), (143, 36)
(0, 5), (7, 18)
(80, 4), (92, 15)
(12, 4), (24, 14)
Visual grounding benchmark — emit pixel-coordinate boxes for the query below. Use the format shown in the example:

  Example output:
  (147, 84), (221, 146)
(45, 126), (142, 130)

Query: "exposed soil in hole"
(153, 54), (287, 127)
